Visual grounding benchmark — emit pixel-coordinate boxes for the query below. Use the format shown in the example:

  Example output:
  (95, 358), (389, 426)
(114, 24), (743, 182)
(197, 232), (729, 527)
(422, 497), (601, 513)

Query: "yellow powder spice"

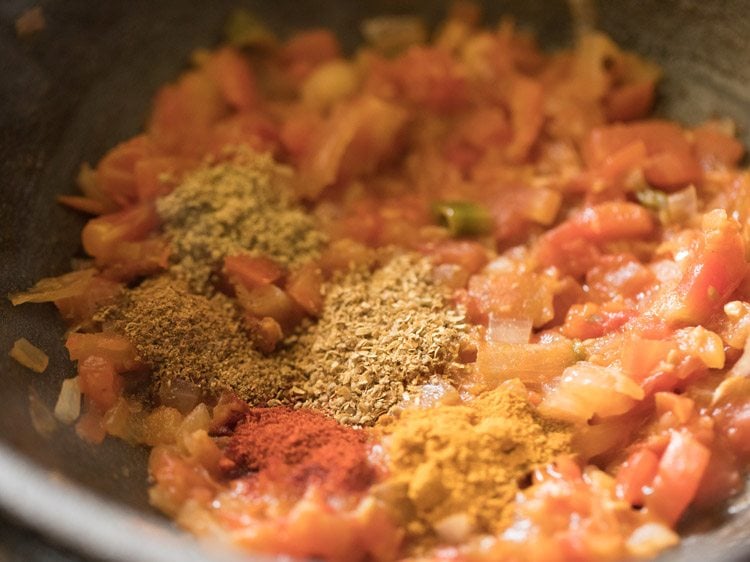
(375, 379), (572, 542)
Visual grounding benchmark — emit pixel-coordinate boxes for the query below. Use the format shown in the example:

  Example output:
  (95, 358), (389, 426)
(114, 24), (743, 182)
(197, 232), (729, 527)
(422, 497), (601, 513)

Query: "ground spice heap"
(156, 155), (327, 293)
(105, 276), (296, 403)
(375, 380), (572, 542)
(102, 155), (467, 423)
(293, 253), (467, 426)
(103, 252), (466, 424)
(222, 406), (377, 497)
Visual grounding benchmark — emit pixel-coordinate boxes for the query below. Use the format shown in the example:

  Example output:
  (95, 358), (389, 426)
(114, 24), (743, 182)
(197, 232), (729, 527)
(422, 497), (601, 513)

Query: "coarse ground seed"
(290, 252), (467, 426)
(156, 155), (327, 293)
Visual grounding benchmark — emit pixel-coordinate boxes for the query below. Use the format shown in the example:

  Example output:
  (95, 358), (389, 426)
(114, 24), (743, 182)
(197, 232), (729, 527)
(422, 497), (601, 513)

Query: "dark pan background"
(0, 0), (748, 560)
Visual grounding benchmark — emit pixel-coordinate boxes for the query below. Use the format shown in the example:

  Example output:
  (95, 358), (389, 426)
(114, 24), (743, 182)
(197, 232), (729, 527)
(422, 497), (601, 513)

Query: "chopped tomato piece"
(297, 96), (407, 198)
(667, 211), (748, 325)
(536, 202), (653, 276)
(392, 46), (467, 113)
(149, 447), (217, 515)
(78, 355), (124, 411)
(98, 239), (170, 282)
(646, 430), (711, 525)
(280, 111), (324, 166)
(206, 47), (258, 110)
(621, 337), (677, 383)
(285, 263), (324, 316)
(280, 30), (341, 84)
(81, 203), (160, 261)
(505, 76), (544, 162)
(562, 302), (634, 339)
(644, 150), (702, 192)
(134, 157), (195, 201)
(585, 254), (655, 303)
(209, 113), (279, 157)
(692, 125), (745, 170)
(65, 332), (141, 372)
(223, 255), (285, 291)
(96, 135), (153, 207)
(605, 81), (655, 122)
(75, 406), (107, 445)
(148, 69), (227, 156)
(616, 448), (660, 506)
(467, 266), (556, 327)
(429, 240), (489, 276)
(574, 202), (655, 241)
(583, 120), (700, 191)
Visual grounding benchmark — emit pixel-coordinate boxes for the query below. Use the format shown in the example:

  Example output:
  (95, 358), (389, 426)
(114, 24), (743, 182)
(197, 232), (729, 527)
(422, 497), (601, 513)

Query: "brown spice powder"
(106, 276), (298, 404)
(103, 253), (466, 425)
(101, 154), (466, 423)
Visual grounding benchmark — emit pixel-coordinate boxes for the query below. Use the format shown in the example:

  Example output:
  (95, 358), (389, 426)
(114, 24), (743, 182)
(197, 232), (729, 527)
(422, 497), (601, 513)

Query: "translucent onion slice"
(729, 336), (750, 378)
(29, 388), (57, 438)
(487, 315), (533, 344)
(54, 377), (81, 425)
(626, 523), (679, 558)
(9, 338), (49, 373)
(9, 269), (96, 306)
(539, 362), (644, 423)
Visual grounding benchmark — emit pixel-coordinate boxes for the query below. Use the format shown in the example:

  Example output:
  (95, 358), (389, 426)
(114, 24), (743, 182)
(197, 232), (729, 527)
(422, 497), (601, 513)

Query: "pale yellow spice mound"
(375, 379), (572, 541)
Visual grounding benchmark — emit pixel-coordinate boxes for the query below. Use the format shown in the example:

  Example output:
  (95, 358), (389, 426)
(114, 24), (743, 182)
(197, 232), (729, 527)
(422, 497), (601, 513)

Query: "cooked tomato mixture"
(12, 4), (750, 562)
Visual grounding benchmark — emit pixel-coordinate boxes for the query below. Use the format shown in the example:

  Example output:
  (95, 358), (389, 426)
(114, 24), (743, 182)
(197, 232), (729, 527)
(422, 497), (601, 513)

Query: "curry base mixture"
(12, 4), (750, 562)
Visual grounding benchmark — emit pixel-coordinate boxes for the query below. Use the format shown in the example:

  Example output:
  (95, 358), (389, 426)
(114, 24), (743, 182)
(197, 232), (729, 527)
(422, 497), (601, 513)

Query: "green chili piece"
(432, 200), (493, 237)
(225, 9), (277, 50)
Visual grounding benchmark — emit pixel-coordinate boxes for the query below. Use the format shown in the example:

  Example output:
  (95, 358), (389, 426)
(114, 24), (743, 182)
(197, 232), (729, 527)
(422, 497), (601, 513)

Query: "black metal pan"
(0, 0), (748, 559)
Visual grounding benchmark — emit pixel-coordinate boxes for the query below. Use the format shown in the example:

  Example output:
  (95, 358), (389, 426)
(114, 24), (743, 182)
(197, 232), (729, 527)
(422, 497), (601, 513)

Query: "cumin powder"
(103, 276), (297, 403)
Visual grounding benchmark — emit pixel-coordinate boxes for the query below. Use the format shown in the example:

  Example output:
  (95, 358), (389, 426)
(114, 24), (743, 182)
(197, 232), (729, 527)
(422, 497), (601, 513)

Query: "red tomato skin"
(81, 203), (160, 260)
(536, 202), (653, 277)
(65, 332), (141, 372)
(562, 302), (634, 339)
(646, 430), (711, 525)
(285, 263), (324, 317)
(223, 255), (285, 291)
(583, 120), (701, 191)
(605, 81), (655, 122)
(616, 448), (660, 506)
(429, 241), (489, 276)
(693, 126), (745, 170)
(78, 355), (124, 411)
(669, 218), (748, 325)
(207, 47), (259, 111)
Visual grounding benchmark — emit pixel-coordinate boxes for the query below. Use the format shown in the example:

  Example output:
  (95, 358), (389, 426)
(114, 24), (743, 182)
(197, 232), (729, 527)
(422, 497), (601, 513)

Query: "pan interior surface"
(0, 1), (748, 560)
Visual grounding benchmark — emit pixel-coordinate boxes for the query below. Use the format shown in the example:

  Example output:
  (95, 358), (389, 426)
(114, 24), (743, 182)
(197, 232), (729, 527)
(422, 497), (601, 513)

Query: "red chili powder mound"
(221, 407), (377, 495)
